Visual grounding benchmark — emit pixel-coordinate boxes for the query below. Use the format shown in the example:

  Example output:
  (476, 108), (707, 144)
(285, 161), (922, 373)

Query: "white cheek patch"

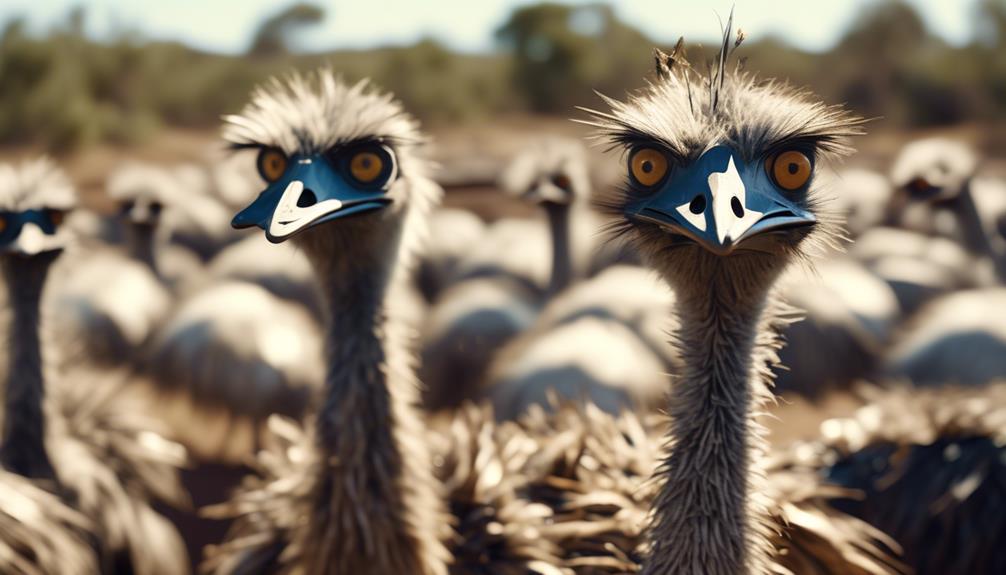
(708, 157), (763, 243)
(530, 182), (571, 205)
(130, 202), (152, 223)
(12, 223), (47, 255)
(268, 180), (345, 239)
(675, 202), (707, 231)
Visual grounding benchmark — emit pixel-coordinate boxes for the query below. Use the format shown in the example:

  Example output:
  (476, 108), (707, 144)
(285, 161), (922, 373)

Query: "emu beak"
(3, 222), (63, 256)
(524, 182), (571, 206)
(632, 146), (816, 255)
(232, 155), (391, 244)
(127, 201), (158, 225)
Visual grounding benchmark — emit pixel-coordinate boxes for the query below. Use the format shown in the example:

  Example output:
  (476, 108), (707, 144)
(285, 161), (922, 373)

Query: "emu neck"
(950, 180), (996, 258)
(308, 252), (447, 575)
(126, 222), (158, 273)
(0, 254), (57, 480)
(544, 201), (573, 296)
(645, 268), (775, 575)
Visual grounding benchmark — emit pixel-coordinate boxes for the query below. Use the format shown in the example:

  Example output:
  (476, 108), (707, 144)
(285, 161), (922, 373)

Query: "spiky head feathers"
(583, 72), (862, 171)
(106, 163), (180, 205)
(499, 137), (592, 206)
(890, 137), (977, 196)
(225, 69), (441, 288)
(224, 69), (439, 230)
(583, 31), (862, 294)
(224, 69), (423, 157)
(0, 158), (77, 212)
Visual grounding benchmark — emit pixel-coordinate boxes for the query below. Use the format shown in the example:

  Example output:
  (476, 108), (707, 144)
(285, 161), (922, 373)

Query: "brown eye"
(770, 150), (812, 191)
(49, 210), (65, 227)
(552, 174), (572, 190)
(257, 148), (288, 183)
(349, 151), (384, 184)
(630, 148), (669, 188)
(0, 215), (7, 234)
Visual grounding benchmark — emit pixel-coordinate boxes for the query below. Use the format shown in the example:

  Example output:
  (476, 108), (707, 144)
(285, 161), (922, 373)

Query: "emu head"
(107, 163), (177, 229)
(891, 138), (977, 203)
(499, 137), (591, 208)
(585, 27), (862, 296)
(0, 158), (77, 260)
(225, 69), (440, 278)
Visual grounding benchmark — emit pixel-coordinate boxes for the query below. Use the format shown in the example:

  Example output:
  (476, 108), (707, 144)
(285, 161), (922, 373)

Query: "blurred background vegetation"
(1, 0), (1004, 152)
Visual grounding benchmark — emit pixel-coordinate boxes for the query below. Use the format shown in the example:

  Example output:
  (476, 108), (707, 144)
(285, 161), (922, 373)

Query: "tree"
(249, 3), (325, 57)
(495, 3), (652, 113)
(975, 0), (1006, 47)
(827, 0), (934, 123)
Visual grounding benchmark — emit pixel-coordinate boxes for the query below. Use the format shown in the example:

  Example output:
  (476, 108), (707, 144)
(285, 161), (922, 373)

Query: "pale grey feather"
(580, 25), (900, 575)
(0, 158), (77, 213)
(0, 158), (191, 575)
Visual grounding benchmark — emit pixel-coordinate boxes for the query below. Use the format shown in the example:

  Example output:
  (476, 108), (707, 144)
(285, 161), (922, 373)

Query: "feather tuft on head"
(0, 158), (77, 212)
(222, 69), (424, 157)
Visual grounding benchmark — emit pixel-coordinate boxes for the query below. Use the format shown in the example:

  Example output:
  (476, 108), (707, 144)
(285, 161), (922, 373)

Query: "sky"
(0, 0), (982, 54)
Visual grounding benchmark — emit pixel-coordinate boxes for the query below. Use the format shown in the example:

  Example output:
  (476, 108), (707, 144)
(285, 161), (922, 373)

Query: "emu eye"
(552, 174), (572, 190)
(629, 148), (669, 188)
(343, 145), (396, 187)
(348, 150), (385, 185)
(257, 148), (288, 183)
(0, 215), (6, 234)
(769, 150), (812, 191)
(48, 210), (66, 227)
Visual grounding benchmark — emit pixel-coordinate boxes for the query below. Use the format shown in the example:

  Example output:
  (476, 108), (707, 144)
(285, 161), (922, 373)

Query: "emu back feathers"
(0, 468), (97, 575)
(202, 405), (563, 575)
(516, 400), (906, 575)
(204, 399), (904, 575)
(793, 383), (1006, 575)
(49, 369), (190, 575)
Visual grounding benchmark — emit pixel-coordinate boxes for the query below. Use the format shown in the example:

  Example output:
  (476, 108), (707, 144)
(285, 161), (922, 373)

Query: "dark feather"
(511, 399), (905, 574)
(794, 383), (1006, 575)
(202, 409), (564, 575)
(712, 7), (734, 112)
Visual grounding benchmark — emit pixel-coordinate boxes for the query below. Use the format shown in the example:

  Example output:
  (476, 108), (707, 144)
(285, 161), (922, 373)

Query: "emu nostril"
(731, 197), (744, 218)
(297, 189), (318, 208)
(689, 195), (706, 215)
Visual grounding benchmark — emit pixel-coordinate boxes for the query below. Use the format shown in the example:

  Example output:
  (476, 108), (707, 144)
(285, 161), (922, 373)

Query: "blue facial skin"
(0, 210), (61, 250)
(233, 148), (394, 244)
(629, 145), (816, 253)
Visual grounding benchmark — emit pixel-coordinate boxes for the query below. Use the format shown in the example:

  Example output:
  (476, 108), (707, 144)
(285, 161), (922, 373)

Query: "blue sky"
(0, 0), (982, 54)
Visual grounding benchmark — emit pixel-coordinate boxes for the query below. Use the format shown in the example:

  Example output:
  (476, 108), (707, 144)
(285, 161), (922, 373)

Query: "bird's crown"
(583, 14), (863, 260)
(223, 69), (423, 157)
(0, 158), (77, 213)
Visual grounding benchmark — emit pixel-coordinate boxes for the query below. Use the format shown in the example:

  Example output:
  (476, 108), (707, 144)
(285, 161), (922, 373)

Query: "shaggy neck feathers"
(302, 226), (449, 575)
(0, 254), (57, 480)
(584, 32), (860, 572)
(645, 257), (782, 575)
(950, 180), (996, 257)
(544, 202), (574, 296)
(126, 223), (158, 274)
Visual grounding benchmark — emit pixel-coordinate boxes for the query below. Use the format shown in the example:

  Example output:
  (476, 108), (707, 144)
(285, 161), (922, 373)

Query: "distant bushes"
(0, 0), (1004, 152)
(0, 17), (514, 151)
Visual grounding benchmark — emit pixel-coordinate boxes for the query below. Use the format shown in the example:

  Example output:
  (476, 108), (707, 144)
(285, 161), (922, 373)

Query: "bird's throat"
(544, 202), (574, 296)
(305, 262), (449, 575)
(644, 281), (776, 575)
(126, 222), (158, 275)
(0, 256), (57, 480)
